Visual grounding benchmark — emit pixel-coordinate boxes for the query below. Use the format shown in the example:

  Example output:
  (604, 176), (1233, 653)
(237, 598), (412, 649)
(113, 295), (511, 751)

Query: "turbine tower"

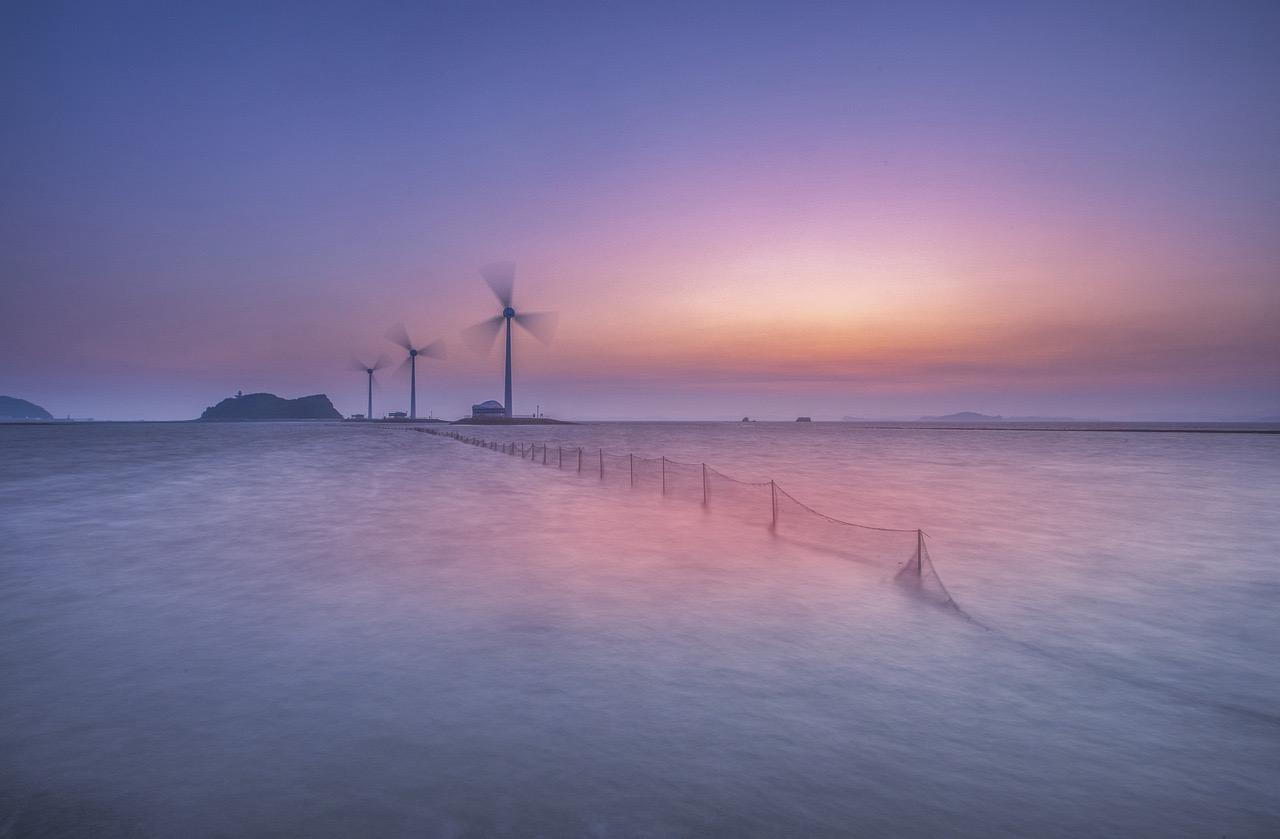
(386, 325), (446, 419)
(350, 355), (388, 419)
(463, 262), (558, 418)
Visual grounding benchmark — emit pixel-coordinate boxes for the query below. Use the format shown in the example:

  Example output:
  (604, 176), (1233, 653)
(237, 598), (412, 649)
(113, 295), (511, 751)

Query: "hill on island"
(199, 392), (342, 421)
(0, 395), (53, 420)
(919, 411), (1083, 422)
(920, 411), (1002, 422)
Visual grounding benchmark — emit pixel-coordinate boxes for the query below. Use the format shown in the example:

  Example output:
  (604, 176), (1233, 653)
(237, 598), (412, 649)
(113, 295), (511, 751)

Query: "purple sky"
(2, 1), (1278, 420)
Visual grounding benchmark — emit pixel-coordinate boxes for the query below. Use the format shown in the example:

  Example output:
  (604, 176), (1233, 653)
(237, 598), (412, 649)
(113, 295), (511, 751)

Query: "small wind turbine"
(386, 325), (446, 419)
(462, 262), (558, 418)
(350, 355), (388, 419)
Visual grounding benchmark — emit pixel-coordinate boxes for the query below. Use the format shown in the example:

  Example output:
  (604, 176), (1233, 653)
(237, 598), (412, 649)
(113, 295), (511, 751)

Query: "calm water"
(2, 421), (1277, 837)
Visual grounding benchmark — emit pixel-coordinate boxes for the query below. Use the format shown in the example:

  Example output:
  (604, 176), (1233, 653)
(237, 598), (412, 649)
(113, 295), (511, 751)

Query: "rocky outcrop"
(0, 396), (53, 419)
(199, 393), (342, 420)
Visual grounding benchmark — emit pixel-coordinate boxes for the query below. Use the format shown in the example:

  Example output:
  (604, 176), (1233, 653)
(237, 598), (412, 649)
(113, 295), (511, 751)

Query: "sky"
(2, 0), (1278, 421)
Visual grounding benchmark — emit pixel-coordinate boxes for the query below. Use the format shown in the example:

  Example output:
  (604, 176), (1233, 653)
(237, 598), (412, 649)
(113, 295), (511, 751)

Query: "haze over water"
(3, 421), (1277, 836)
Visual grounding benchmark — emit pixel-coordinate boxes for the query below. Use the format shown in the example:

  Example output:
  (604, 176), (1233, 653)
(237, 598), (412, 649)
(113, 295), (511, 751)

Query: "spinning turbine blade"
(371, 353), (390, 371)
(350, 356), (372, 372)
(419, 338), (447, 360)
(462, 316), (504, 354)
(513, 311), (559, 345)
(480, 261), (516, 308)
(385, 323), (414, 352)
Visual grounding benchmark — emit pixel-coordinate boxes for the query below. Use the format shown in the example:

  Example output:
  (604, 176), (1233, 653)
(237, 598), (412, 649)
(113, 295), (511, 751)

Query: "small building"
(387, 411), (407, 419)
(796, 416), (812, 422)
(471, 400), (506, 419)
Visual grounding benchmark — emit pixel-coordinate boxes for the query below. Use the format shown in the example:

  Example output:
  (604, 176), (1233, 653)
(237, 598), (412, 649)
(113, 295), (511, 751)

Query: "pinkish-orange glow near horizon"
(3, 2), (1277, 420)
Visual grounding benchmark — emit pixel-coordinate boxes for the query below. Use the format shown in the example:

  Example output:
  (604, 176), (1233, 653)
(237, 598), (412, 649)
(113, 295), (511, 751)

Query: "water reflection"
(1, 422), (1276, 836)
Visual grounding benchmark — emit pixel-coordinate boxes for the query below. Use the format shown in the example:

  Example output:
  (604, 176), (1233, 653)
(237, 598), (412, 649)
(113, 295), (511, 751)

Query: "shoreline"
(2, 419), (1277, 434)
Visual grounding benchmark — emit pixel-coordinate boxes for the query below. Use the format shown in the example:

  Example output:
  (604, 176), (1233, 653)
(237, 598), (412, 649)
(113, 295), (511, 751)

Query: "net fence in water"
(415, 429), (958, 610)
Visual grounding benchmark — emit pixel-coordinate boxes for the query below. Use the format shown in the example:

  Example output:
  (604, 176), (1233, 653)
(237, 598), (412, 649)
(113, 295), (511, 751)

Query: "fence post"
(661, 457), (666, 495)
(629, 453), (634, 487)
(599, 448), (603, 479)
(578, 447), (582, 472)
(543, 445), (547, 465)
(770, 480), (777, 529)
(558, 446), (562, 468)
(702, 463), (708, 506)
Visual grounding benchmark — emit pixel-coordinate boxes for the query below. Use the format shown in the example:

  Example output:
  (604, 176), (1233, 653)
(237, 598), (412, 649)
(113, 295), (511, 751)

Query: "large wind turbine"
(463, 262), (558, 418)
(350, 355), (388, 419)
(385, 325), (446, 419)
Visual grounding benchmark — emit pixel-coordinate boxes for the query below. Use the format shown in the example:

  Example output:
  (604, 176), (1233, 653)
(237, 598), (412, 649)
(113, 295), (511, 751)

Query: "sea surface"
(1, 421), (1277, 837)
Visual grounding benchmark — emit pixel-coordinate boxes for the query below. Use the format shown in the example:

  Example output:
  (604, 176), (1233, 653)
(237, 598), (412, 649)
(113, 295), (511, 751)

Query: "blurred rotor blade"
(462, 316), (504, 354)
(370, 353), (390, 371)
(350, 356), (372, 372)
(419, 338), (447, 360)
(396, 355), (413, 375)
(513, 310), (559, 345)
(385, 323), (414, 352)
(480, 261), (516, 308)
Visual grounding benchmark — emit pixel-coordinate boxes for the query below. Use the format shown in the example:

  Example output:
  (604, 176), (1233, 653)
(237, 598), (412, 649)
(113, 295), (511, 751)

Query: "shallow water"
(1, 421), (1277, 836)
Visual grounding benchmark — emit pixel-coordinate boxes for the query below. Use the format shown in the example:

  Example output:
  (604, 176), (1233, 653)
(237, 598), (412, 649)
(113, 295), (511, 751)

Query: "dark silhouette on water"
(349, 355), (390, 420)
(384, 325), (446, 421)
(0, 396), (52, 420)
(462, 262), (558, 419)
(199, 392), (341, 420)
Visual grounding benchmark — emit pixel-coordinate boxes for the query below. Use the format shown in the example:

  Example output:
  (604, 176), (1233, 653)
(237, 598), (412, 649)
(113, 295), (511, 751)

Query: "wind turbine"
(462, 262), (558, 418)
(350, 355), (388, 419)
(385, 325), (446, 419)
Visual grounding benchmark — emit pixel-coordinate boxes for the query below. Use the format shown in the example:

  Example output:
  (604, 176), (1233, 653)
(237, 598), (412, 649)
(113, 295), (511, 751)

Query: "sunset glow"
(3, 2), (1277, 420)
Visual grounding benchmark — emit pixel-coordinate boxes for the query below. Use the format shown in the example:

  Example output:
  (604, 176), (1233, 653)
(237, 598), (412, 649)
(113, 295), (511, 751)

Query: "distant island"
(919, 412), (1082, 422)
(199, 392), (342, 421)
(920, 411), (1002, 422)
(0, 395), (53, 420)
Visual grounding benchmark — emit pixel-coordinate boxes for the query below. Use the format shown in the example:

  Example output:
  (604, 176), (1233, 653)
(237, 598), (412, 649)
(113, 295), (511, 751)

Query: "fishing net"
(418, 429), (958, 610)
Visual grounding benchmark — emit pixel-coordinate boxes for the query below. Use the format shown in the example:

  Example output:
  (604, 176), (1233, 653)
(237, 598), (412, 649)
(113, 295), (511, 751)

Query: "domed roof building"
(471, 400), (506, 419)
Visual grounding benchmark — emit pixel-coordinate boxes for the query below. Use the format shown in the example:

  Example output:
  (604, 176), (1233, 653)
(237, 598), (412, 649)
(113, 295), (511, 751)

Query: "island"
(919, 411), (1003, 422)
(918, 412), (1084, 422)
(199, 392), (342, 421)
(0, 395), (53, 420)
